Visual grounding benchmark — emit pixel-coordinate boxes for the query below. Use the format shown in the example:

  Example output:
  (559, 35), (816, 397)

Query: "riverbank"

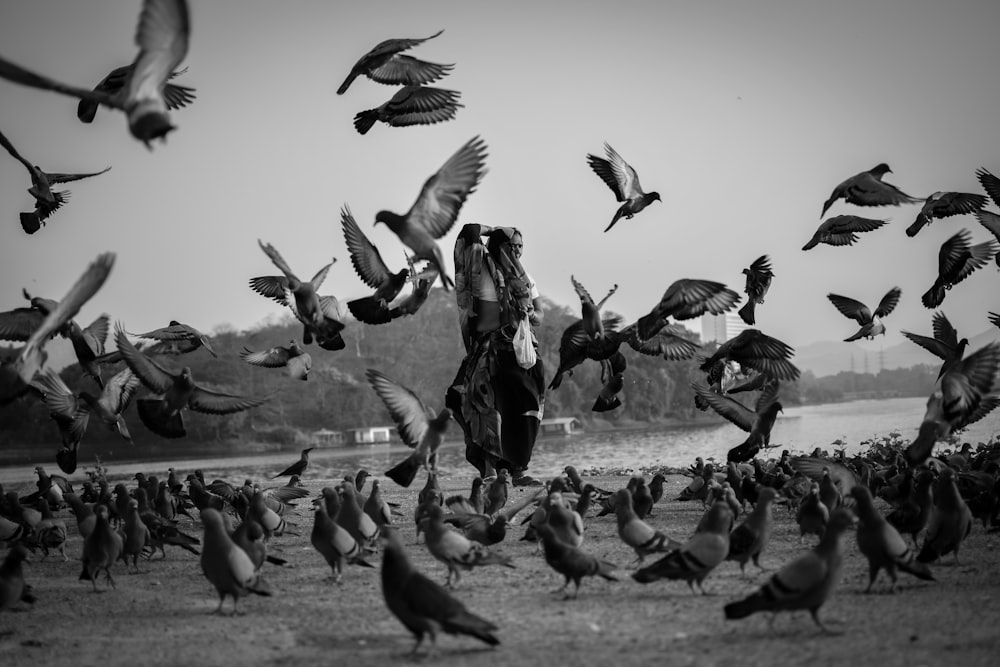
(2, 471), (999, 666)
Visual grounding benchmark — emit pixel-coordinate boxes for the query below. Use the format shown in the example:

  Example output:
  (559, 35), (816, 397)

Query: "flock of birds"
(1, 0), (1000, 654)
(1, 440), (999, 655)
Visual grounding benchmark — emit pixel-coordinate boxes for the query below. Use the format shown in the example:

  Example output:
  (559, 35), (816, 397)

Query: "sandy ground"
(2, 472), (1000, 667)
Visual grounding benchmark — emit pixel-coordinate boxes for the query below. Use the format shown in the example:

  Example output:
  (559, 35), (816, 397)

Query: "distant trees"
(0, 288), (941, 464)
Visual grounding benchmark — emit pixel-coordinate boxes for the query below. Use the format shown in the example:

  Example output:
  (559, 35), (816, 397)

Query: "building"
(539, 417), (583, 436)
(344, 426), (397, 444)
(700, 312), (749, 344)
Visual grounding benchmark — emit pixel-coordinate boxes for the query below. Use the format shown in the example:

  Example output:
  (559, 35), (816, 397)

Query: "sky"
(1, 0), (999, 359)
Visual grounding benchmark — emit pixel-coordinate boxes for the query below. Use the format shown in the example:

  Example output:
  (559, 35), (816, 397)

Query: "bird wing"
(248, 276), (291, 306)
(361, 30), (445, 63)
(690, 382), (755, 431)
(46, 166), (112, 185)
(188, 385), (270, 415)
(163, 81), (196, 109)
(310, 260), (334, 291)
(341, 204), (392, 288)
(239, 346), (291, 368)
(976, 167), (1000, 208)
(16, 253), (115, 384)
(368, 55), (454, 86)
(873, 287), (902, 318)
(927, 192), (987, 218)
(931, 311), (959, 349)
(834, 215), (889, 233)
(0, 54), (114, 107)
(663, 279), (741, 320)
(257, 240), (300, 283)
(365, 369), (431, 447)
(0, 307), (47, 342)
(30, 367), (81, 419)
(587, 154), (625, 201)
(406, 135), (488, 240)
(126, 0), (191, 109)
(385, 104), (461, 128)
(571, 275), (595, 308)
(604, 142), (644, 199)
(849, 172), (920, 206)
(0, 128), (38, 173)
(974, 210), (1000, 241)
(826, 293), (871, 325)
(748, 254), (773, 276)
(900, 331), (950, 360)
(103, 367), (142, 415)
(114, 323), (176, 394)
(623, 323), (700, 360)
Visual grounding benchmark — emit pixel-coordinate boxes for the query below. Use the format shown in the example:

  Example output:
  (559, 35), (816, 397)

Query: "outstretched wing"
(365, 368), (432, 448)
(406, 135), (488, 240)
(827, 293), (870, 325)
(342, 204), (392, 288)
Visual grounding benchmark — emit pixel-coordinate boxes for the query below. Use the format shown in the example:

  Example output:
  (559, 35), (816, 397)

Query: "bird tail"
(77, 98), (99, 123)
(347, 297), (391, 325)
(442, 611), (500, 646)
(724, 592), (767, 620)
(353, 110), (378, 135)
(904, 420), (940, 467)
(604, 210), (624, 233)
(737, 299), (756, 326)
(20, 211), (42, 235)
(897, 554), (935, 581)
(905, 217), (926, 238)
(336, 73), (357, 96)
(548, 371), (567, 391)
(385, 455), (421, 488)
(591, 395), (621, 412)
(801, 237), (819, 251)
(921, 284), (945, 309)
(136, 399), (186, 438)
(594, 560), (619, 581)
(248, 574), (273, 597)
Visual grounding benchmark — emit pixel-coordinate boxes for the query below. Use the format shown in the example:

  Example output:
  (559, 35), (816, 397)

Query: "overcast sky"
(2, 0), (999, 356)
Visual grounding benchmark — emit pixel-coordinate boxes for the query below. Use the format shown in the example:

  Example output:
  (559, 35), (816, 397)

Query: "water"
(2, 396), (998, 486)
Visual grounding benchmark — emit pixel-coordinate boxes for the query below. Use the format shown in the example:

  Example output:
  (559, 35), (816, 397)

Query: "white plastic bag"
(513, 316), (536, 369)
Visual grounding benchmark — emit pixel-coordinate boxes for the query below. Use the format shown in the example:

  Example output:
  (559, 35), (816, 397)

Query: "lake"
(1, 396), (998, 487)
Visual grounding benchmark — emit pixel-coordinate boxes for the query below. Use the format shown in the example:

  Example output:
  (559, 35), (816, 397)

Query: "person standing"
(446, 223), (545, 486)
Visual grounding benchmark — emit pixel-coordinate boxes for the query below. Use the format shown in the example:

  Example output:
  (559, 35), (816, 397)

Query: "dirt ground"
(2, 472), (999, 667)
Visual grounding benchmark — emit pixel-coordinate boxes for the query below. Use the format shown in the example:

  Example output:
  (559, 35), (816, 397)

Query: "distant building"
(345, 426), (397, 444)
(700, 312), (749, 343)
(539, 417), (583, 436)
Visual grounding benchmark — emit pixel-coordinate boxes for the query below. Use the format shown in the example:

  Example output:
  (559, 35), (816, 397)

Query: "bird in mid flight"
(587, 142), (661, 233)
(820, 163), (920, 217)
(337, 30), (453, 95)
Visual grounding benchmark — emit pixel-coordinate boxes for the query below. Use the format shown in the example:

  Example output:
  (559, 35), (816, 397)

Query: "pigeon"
(827, 287), (902, 341)
(311, 496), (374, 583)
(341, 204), (411, 322)
(0, 128), (111, 234)
(612, 488), (679, 565)
(240, 340), (312, 380)
(921, 228), (998, 309)
(586, 142), (661, 232)
(801, 215), (888, 251)
(79, 504), (123, 591)
(974, 210), (1000, 269)
(636, 278), (740, 340)
(373, 135), (488, 291)
(571, 275), (618, 342)
(0, 544), (34, 613)
(130, 320), (216, 357)
(250, 240), (345, 350)
(200, 508), (271, 614)
(77, 63), (195, 123)
(901, 312), (969, 379)
(114, 324), (270, 438)
(724, 508), (857, 633)
(632, 501), (733, 593)
(906, 191), (987, 237)
(535, 522), (618, 600)
(380, 526), (499, 656)
(819, 163), (920, 217)
(0, 0), (191, 147)
(727, 486), (778, 575)
(690, 379), (782, 463)
(917, 468), (973, 565)
(850, 486), (934, 592)
(337, 30), (452, 95)
(420, 503), (515, 587)
(366, 368), (452, 487)
(904, 341), (1000, 466)
(0, 252), (115, 404)
(353, 85), (463, 135)
(30, 366), (139, 474)
(699, 328), (800, 382)
(737, 255), (774, 326)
